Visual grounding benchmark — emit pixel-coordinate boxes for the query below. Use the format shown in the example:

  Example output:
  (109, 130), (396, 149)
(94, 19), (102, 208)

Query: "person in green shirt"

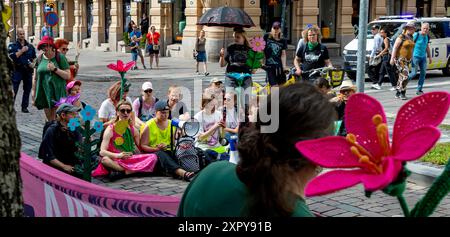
(32, 36), (71, 122)
(178, 82), (337, 217)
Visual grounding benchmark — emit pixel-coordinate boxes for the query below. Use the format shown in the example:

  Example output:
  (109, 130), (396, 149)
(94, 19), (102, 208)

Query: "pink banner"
(20, 153), (181, 217)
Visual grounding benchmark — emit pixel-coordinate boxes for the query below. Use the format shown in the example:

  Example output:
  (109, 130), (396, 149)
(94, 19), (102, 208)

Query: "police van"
(342, 16), (450, 80)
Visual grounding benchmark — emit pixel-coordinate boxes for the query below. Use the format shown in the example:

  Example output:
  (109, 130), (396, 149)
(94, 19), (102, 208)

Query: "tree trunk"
(0, 1), (24, 217)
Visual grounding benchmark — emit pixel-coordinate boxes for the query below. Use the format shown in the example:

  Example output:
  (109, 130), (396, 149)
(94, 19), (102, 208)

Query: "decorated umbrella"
(197, 6), (255, 47)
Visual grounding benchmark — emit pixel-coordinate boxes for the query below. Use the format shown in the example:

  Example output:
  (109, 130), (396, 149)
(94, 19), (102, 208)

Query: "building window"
(416, 0), (431, 17)
(87, 0), (93, 38)
(123, 0), (132, 33)
(172, 0), (186, 43)
(260, 0), (292, 43)
(319, 0), (337, 42)
(105, 0), (111, 43)
(31, 2), (36, 35)
(446, 0), (450, 16)
(351, 0), (372, 26)
(394, 0), (404, 15)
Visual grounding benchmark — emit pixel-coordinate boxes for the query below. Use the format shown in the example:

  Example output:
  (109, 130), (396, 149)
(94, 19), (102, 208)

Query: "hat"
(339, 80), (357, 91)
(142, 82), (153, 91)
(272, 21), (281, 29)
(56, 103), (81, 115)
(66, 80), (82, 93)
(37, 36), (56, 50)
(210, 78), (223, 84)
(154, 100), (170, 111)
(404, 21), (416, 29)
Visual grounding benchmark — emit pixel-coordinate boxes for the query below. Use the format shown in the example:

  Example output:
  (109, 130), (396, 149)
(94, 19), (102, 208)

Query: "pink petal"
(123, 61), (136, 72)
(345, 93), (388, 160)
(106, 64), (118, 71)
(360, 157), (402, 191)
(296, 136), (362, 168)
(305, 170), (364, 197)
(392, 126), (440, 161)
(117, 60), (124, 70)
(393, 92), (450, 143)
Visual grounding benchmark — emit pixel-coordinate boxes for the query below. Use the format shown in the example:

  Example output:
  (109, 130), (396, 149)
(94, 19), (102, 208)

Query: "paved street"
(14, 49), (450, 217)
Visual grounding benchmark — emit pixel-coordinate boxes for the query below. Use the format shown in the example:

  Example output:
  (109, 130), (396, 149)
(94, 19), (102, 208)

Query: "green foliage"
(420, 142), (450, 165)
(246, 50), (264, 69)
(123, 32), (130, 45)
(74, 120), (101, 182)
(439, 124), (450, 131)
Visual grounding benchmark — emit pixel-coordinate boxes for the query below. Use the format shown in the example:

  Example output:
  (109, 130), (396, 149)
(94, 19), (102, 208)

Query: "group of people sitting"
(38, 76), (240, 182)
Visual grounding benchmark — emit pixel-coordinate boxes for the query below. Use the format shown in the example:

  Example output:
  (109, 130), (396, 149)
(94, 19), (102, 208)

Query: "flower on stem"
(296, 92), (450, 197)
(68, 118), (81, 132)
(249, 37), (266, 52)
(80, 105), (96, 122)
(93, 121), (104, 133)
(107, 60), (135, 73)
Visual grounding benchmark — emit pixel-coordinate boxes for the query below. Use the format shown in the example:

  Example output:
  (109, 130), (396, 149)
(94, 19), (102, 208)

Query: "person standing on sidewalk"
(146, 26), (161, 69)
(140, 13), (150, 37)
(376, 28), (397, 91)
(390, 21), (416, 100)
(263, 21), (288, 86)
(8, 28), (36, 113)
(194, 30), (209, 76)
(41, 22), (53, 38)
(369, 25), (383, 90)
(409, 23), (432, 95)
(129, 24), (147, 70)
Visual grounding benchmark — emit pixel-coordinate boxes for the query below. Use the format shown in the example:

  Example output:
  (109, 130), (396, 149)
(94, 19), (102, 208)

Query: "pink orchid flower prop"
(250, 37), (266, 52)
(296, 92), (450, 197)
(107, 60), (135, 73)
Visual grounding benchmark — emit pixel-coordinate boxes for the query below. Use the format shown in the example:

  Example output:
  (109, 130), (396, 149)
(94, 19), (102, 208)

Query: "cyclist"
(294, 26), (333, 81)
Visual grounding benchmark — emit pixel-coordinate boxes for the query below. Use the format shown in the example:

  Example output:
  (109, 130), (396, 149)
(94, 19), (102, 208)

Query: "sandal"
(182, 172), (195, 182)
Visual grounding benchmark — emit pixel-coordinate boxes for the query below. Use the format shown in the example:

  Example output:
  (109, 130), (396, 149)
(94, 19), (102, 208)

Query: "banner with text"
(20, 153), (181, 217)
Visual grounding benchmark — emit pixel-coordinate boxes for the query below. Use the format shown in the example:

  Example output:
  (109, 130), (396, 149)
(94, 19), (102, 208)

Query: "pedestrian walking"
(32, 36), (71, 121)
(409, 23), (432, 95)
(178, 83), (336, 217)
(194, 30), (209, 76)
(129, 24), (146, 70)
(376, 28), (397, 90)
(390, 21), (416, 100)
(369, 25), (383, 90)
(263, 21), (288, 86)
(146, 26), (161, 69)
(41, 22), (53, 38)
(8, 28), (36, 113)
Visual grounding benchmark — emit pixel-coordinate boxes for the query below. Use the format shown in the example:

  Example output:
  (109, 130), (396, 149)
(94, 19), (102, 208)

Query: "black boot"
(400, 91), (407, 100)
(395, 90), (401, 99)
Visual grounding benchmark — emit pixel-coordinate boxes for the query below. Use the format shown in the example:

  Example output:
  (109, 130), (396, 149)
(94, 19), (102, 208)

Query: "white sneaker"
(371, 84), (381, 90)
(389, 87), (396, 91)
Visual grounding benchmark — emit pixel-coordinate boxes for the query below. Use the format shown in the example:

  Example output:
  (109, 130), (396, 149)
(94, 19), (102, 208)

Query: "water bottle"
(229, 135), (239, 164)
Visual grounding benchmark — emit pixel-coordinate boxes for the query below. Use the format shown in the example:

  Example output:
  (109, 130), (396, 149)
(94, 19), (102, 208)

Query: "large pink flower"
(296, 92), (450, 197)
(250, 37), (266, 52)
(107, 60), (135, 72)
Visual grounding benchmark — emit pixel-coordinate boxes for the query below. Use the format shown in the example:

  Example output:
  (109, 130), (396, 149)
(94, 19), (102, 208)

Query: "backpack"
(413, 32), (429, 44)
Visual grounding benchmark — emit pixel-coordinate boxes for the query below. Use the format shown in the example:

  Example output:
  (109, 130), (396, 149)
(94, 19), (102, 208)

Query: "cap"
(142, 82), (153, 91)
(272, 21), (281, 29)
(339, 80), (357, 91)
(210, 78), (223, 84)
(404, 21), (416, 29)
(66, 80), (82, 93)
(56, 103), (81, 115)
(154, 100), (170, 111)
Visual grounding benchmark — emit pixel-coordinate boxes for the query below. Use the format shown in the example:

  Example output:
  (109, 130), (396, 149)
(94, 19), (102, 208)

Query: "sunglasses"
(144, 89), (153, 93)
(61, 48), (69, 52)
(120, 109), (132, 114)
(341, 90), (353, 95)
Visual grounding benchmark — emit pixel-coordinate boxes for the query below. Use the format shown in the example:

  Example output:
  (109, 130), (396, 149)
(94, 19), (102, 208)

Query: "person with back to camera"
(178, 82), (337, 217)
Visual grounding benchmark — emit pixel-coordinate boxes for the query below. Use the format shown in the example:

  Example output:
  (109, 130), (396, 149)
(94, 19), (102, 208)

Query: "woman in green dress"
(178, 83), (337, 217)
(32, 36), (71, 121)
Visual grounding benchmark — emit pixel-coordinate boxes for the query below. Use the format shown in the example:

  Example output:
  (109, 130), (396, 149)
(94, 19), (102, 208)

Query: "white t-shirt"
(226, 107), (239, 129)
(194, 110), (222, 150)
(98, 97), (133, 121)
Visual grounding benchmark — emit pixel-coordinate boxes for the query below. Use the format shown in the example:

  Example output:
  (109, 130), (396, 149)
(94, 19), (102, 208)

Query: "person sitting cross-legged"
(140, 100), (195, 182)
(38, 103), (82, 177)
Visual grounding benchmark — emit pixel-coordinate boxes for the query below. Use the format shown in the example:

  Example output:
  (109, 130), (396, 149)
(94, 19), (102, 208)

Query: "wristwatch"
(53, 67), (58, 72)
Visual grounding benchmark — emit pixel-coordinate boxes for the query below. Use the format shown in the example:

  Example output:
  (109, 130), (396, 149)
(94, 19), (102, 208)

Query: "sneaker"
(416, 90), (424, 95)
(400, 93), (407, 100)
(204, 72), (210, 76)
(196, 71), (202, 75)
(21, 108), (30, 113)
(395, 91), (401, 99)
(143, 65), (147, 69)
(133, 66), (138, 70)
(390, 87), (397, 91)
(371, 84), (381, 90)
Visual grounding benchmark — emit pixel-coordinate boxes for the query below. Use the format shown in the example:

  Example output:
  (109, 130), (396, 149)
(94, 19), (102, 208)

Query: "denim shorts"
(131, 52), (138, 61)
(196, 51), (206, 62)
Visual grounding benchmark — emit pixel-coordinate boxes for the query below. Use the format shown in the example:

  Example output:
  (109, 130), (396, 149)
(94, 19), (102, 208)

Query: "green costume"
(177, 161), (314, 217)
(34, 54), (70, 109)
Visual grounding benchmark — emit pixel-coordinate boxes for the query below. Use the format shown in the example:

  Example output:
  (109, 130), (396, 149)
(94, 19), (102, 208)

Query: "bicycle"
(294, 66), (346, 88)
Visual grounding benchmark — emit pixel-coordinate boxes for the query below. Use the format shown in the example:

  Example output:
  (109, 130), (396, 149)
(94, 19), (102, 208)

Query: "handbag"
(150, 32), (159, 50)
(369, 55), (382, 66)
(193, 49), (198, 60)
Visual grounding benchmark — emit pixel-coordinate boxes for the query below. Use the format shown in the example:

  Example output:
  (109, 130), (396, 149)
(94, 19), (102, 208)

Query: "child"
(54, 80), (85, 109)
(330, 80), (356, 136)
(130, 36), (139, 70)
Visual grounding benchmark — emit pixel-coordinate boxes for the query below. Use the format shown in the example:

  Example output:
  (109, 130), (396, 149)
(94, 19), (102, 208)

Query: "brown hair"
(114, 100), (133, 124)
(233, 28), (251, 48)
(237, 82), (336, 216)
(55, 38), (70, 49)
(305, 26), (322, 43)
(108, 81), (129, 104)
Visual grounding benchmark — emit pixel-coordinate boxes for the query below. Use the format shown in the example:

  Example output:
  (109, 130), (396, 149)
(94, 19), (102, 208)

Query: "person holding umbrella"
(219, 27), (252, 89)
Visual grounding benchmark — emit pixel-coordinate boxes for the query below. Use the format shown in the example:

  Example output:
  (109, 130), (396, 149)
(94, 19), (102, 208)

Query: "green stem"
(397, 195), (410, 217)
(120, 72), (125, 100)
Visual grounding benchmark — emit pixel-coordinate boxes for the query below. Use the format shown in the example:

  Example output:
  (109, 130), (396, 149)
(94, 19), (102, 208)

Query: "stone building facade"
(6, 0), (447, 60)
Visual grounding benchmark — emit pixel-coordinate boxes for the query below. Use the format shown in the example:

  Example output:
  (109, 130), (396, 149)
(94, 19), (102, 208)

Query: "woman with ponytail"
(178, 82), (337, 217)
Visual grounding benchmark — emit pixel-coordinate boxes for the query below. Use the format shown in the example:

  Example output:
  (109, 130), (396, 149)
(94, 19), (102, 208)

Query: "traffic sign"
(45, 12), (59, 27)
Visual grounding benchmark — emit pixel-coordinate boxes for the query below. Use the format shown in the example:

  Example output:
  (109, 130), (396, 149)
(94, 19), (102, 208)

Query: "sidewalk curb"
(406, 162), (445, 187)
